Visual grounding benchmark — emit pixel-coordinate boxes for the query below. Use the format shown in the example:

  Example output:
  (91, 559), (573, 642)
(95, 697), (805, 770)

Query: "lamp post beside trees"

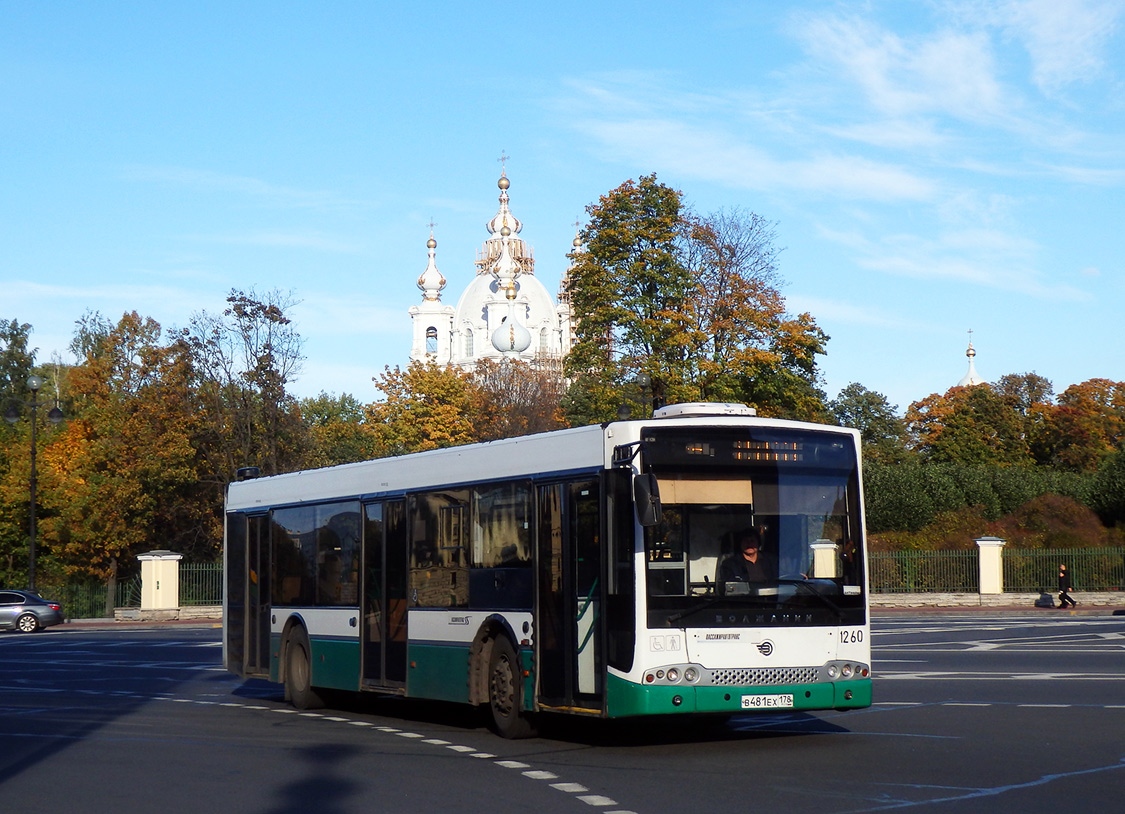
(3, 374), (64, 592)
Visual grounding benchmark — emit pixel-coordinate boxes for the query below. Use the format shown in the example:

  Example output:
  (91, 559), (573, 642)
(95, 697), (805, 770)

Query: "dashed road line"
(187, 695), (640, 813)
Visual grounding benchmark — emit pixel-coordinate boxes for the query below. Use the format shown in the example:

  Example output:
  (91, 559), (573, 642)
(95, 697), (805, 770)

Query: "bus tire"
(487, 636), (536, 739)
(285, 627), (324, 710)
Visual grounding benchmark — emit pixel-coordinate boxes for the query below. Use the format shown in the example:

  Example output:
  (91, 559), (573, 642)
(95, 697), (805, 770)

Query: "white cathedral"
(408, 169), (575, 370)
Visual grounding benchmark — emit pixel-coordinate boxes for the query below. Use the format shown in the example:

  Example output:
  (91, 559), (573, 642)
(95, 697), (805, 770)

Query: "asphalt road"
(1, 613), (1122, 813)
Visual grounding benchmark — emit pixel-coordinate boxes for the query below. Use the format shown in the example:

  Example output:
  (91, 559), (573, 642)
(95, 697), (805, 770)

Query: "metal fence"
(36, 577), (141, 619)
(179, 562), (223, 606)
(870, 547), (1125, 594)
(1003, 548), (1125, 592)
(32, 549), (1125, 614)
(869, 550), (979, 593)
(34, 563), (222, 619)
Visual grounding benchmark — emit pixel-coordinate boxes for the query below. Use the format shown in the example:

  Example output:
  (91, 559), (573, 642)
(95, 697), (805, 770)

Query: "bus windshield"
(640, 427), (865, 628)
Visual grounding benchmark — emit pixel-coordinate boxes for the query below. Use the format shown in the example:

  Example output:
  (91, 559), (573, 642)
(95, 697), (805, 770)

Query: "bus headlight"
(684, 667), (699, 683)
(842, 664), (853, 678)
(666, 668), (680, 683)
(826, 665), (838, 678)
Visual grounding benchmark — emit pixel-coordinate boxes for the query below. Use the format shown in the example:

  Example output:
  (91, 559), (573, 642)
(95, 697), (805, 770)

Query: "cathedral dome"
(409, 165), (570, 369)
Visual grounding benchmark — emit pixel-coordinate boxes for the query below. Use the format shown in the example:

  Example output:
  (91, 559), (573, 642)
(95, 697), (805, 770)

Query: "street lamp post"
(4, 374), (64, 592)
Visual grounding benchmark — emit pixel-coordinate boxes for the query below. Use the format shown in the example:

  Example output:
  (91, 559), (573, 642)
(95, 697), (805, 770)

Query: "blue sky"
(3, 1), (1122, 414)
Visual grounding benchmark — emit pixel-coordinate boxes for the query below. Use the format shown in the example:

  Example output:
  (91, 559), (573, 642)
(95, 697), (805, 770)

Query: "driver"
(718, 529), (777, 585)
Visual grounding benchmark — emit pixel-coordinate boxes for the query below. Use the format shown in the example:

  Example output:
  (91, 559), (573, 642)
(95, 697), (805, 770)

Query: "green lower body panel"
(606, 674), (872, 718)
(268, 633), (362, 692)
(309, 638), (361, 692)
(407, 642), (471, 703)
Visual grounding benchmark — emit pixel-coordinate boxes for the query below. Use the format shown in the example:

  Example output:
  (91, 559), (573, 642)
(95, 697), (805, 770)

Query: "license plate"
(741, 694), (794, 709)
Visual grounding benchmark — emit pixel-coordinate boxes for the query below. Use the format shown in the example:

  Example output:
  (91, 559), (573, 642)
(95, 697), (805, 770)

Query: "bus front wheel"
(487, 636), (536, 739)
(285, 628), (324, 710)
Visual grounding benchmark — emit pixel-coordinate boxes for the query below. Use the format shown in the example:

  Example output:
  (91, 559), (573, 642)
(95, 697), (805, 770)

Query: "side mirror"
(633, 472), (662, 527)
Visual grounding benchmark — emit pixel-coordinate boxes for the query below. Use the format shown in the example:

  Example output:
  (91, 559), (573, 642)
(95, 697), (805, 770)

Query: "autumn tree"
(1035, 379), (1125, 471)
(563, 175), (828, 424)
(472, 359), (568, 441)
(367, 361), (483, 455)
(38, 313), (216, 600)
(905, 384), (1033, 465)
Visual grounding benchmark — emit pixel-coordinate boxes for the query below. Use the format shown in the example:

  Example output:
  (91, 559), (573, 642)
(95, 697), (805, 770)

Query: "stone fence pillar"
(138, 550), (183, 610)
(809, 540), (839, 579)
(975, 536), (1006, 595)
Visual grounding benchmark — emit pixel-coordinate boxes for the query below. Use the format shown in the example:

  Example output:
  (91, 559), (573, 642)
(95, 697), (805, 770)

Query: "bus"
(223, 402), (871, 738)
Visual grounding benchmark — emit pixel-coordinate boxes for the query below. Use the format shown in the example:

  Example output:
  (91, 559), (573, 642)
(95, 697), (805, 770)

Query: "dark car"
(0, 589), (65, 632)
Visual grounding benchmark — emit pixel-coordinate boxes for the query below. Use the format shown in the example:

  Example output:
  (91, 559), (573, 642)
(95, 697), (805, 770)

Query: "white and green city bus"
(223, 402), (871, 737)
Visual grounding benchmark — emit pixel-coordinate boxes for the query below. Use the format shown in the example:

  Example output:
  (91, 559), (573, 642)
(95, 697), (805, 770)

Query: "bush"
(1090, 449), (1125, 527)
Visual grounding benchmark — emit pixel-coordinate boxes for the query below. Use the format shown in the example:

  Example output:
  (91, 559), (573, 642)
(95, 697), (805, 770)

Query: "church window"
(540, 328), (548, 351)
(465, 330), (474, 357)
(426, 326), (437, 355)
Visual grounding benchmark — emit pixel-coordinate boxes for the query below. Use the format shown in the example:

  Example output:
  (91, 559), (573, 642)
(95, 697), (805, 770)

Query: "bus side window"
(410, 491), (470, 608)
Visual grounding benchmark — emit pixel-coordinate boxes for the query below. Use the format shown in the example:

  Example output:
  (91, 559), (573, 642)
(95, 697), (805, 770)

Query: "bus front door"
(537, 481), (604, 713)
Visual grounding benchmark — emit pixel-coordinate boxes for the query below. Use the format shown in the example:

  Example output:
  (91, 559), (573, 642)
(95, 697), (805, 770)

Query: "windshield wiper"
(665, 597), (725, 624)
(776, 578), (844, 619)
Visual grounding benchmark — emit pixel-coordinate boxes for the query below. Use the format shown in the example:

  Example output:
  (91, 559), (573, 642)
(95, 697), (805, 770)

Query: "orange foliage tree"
(39, 313), (218, 585)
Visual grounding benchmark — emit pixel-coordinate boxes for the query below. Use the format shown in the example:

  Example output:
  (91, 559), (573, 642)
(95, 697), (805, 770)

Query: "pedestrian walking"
(1057, 564), (1077, 608)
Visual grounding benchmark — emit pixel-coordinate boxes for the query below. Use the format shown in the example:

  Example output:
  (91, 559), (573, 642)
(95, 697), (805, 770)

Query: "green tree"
(563, 175), (828, 424)
(299, 392), (379, 468)
(829, 383), (909, 462)
(0, 318), (35, 397)
(564, 174), (694, 418)
(0, 320), (47, 584)
(1090, 447), (1125, 527)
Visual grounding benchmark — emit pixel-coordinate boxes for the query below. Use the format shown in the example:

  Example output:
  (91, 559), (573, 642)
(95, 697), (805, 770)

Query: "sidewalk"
(871, 591), (1125, 614)
(62, 616), (221, 630)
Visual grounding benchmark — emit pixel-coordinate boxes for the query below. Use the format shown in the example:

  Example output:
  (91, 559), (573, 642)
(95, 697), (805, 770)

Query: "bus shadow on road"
(536, 712), (852, 746)
(230, 679), (852, 746)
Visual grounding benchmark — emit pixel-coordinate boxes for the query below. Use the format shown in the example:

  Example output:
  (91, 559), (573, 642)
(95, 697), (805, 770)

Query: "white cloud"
(786, 294), (923, 330)
(822, 118), (950, 150)
(794, 14), (1010, 122)
(961, 0), (1123, 92)
(572, 115), (936, 202)
(818, 225), (1090, 300)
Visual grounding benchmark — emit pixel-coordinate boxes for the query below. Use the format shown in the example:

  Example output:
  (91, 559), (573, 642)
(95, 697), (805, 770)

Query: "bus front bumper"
(605, 673), (872, 718)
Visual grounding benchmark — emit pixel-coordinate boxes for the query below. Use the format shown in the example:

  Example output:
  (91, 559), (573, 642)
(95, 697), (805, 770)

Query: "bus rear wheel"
(285, 628), (324, 710)
(487, 636), (536, 739)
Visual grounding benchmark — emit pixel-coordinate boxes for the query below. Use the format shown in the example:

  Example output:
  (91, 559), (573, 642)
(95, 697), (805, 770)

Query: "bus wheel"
(487, 636), (536, 739)
(285, 628), (324, 710)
